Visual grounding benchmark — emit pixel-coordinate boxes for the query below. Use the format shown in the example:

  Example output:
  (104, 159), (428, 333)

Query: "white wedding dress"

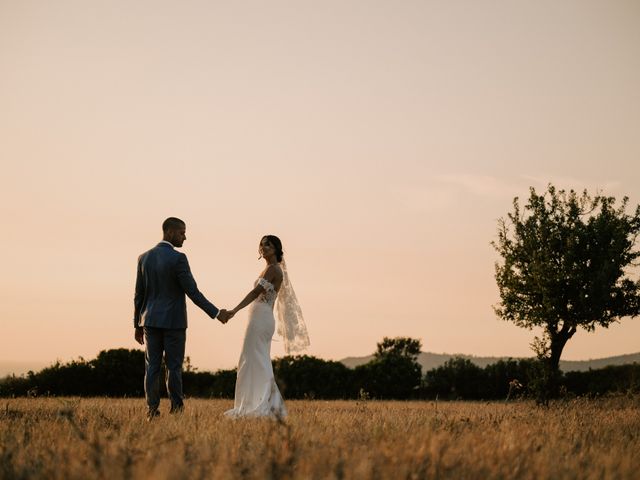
(224, 278), (287, 418)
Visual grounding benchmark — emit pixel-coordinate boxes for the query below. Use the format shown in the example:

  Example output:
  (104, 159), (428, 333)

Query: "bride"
(223, 235), (309, 418)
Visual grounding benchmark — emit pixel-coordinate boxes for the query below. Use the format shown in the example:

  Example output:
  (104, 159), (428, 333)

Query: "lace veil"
(276, 260), (310, 354)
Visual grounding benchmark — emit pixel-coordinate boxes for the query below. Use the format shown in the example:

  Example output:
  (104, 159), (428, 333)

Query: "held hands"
(217, 309), (236, 324)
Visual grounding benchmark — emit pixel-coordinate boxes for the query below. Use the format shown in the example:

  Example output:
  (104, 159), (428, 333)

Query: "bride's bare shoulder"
(266, 263), (283, 279)
(262, 264), (283, 286)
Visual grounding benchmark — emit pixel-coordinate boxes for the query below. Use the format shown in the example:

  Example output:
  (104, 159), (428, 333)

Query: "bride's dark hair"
(261, 235), (284, 263)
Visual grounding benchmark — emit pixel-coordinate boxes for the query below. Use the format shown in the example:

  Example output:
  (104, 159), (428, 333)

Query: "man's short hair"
(162, 217), (186, 233)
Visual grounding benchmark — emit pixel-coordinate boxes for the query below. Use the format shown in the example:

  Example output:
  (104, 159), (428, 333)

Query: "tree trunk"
(540, 323), (576, 403)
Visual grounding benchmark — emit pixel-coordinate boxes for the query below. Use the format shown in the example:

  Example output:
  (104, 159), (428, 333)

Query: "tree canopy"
(493, 184), (640, 397)
(374, 337), (422, 361)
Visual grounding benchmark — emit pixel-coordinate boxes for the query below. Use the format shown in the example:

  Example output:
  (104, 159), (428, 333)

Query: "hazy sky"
(1, 0), (639, 374)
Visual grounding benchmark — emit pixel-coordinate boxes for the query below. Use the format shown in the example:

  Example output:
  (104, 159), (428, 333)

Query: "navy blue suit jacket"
(133, 243), (219, 329)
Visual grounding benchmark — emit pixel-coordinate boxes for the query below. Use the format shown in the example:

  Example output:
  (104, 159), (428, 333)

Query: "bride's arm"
(229, 266), (283, 318)
(230, 285), (263, 316)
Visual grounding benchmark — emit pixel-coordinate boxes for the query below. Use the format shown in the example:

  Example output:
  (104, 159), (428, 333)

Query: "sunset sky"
(1, 0), (639, 375)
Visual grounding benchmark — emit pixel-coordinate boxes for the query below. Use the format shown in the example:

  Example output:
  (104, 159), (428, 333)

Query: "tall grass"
(1, 396), (639, 479)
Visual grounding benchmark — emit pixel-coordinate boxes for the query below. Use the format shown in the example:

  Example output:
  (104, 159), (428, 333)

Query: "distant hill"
(340, 352), (640, 373)
(4, 352), (640, 378)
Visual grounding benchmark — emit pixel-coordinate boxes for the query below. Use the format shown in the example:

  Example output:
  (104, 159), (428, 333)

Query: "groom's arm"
(175, 253), (220, 319)
(133, 255), (145, 344)
(133, 255), (144, 328)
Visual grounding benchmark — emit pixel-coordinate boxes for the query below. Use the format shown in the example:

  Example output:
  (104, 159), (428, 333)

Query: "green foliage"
(493, 184), (640, 395)
(374, 337), (422, 361)
(183, 369), (236, 398)
(354, 355), (422, 399)
(494, 185), (640, 332)
(0, 338), (427, 400)
(2, 346), (640, 400)
(353, 337), (423, 399)
(422, 357), (640, 400)
(273, 355), (352, 399)
(91, 349), (145, 396)
(424, 357), (486, 399)
(563, 363), (640, 396)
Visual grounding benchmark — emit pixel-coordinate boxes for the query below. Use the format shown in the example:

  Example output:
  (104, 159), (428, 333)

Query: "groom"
(133, 217), (230, 419)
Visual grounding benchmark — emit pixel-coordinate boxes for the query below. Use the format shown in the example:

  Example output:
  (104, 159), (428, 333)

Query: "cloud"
(395, 173), (623, 213)
(395, 184), (457, 212)
(435, 174), (521, 199)
(435, 173), (622, 200)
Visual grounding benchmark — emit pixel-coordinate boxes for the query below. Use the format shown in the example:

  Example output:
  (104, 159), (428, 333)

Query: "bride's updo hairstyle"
(261, 235), (284, 263)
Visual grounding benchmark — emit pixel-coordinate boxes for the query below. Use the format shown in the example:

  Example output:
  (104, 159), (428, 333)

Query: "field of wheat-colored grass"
(1, 396), (639, 479)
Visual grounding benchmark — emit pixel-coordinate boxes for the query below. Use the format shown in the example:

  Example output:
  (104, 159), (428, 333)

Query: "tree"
(183, 369), (236, 398)
(273, 355), (352, 399)
(91, 349), (145, 396)
(493, 184), (640, 399)
(482, 358), (531, 400)
(423, 357), (486, 399)
(374, 337), (422, 361)
(353, 337), (423, 399)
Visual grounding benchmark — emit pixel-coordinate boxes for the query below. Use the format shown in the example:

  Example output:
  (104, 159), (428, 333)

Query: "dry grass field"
(1, 396), (639, 479)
